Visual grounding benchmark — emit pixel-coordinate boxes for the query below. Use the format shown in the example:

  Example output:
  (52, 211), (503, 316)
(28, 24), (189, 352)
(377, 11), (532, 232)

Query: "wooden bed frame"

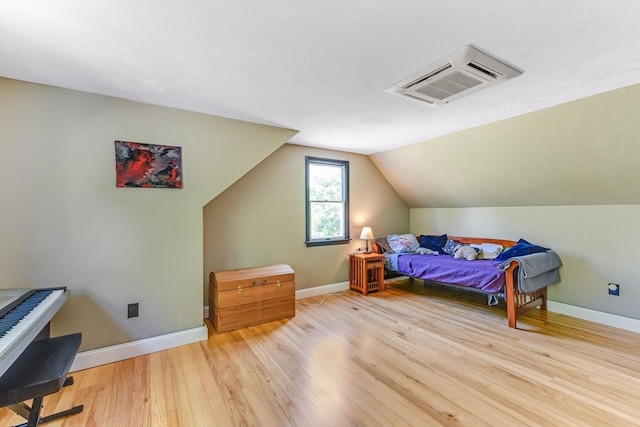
(375, 235), (548, 329)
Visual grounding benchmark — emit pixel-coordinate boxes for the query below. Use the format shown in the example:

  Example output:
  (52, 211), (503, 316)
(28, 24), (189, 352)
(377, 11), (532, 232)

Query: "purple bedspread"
(397, 254), (505, 293)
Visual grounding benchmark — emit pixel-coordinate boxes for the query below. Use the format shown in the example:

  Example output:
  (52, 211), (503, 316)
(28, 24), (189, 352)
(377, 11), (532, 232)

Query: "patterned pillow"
(443, 239), (462, 255)
(387, 234), (420, 253)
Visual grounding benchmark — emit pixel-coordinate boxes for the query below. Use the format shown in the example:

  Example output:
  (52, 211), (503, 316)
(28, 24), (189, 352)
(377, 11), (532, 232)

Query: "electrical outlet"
(128, 302), (139, 318)
(608, 283), (620, 296)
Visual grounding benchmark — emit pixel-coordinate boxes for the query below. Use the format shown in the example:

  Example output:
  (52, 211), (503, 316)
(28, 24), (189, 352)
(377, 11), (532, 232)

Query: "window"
(305, 157), (349, 246)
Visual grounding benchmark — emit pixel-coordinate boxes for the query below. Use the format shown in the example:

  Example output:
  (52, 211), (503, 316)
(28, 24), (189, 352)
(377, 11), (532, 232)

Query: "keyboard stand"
(0, 333), (84, 427)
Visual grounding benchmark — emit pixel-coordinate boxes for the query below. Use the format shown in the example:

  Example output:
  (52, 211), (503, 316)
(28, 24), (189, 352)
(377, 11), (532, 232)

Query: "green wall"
(0, 78), (296, 351)
(203, 143), (410, 303)
(371, 84), (640, 320)
(411, 205), (640, 319)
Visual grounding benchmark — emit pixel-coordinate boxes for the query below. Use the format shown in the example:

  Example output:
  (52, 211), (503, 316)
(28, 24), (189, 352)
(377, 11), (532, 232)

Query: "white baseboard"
(547, 300), (639, 333)
(202, 281), (349, 320)
(289, 280), (639, 333)
(74, 285), (638, 373)
(204, 282), (638, 333)
(70, 324), (208, 372)
(295, 281), (349, 299)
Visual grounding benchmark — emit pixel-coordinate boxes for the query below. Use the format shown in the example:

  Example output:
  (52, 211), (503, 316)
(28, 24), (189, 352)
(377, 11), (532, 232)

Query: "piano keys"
(0, 287), (68, 378)
(0, 287), (83, 426)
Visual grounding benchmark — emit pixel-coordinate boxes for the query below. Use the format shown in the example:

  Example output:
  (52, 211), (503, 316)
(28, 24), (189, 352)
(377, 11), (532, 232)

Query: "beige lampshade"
(360, 227), (374, 240)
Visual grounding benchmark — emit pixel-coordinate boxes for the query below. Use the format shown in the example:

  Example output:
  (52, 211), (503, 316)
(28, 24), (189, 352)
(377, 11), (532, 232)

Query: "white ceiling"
(1, 1), (638, 154)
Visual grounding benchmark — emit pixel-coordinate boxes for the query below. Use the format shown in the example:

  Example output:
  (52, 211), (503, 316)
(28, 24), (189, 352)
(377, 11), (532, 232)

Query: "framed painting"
(115, 140), (183, 188)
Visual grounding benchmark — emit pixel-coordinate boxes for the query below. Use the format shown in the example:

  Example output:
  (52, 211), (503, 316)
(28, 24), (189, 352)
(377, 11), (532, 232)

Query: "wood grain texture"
(2, 279), (638, 426)
(210, 265), (295, 333)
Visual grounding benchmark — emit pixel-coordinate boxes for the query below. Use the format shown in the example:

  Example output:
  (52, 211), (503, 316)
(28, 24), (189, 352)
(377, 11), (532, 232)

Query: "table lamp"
(360, 227), (374, 253)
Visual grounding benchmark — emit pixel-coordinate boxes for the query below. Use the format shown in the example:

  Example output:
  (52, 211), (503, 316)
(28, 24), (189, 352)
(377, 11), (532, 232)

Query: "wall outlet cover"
(128, 303), (139, 318)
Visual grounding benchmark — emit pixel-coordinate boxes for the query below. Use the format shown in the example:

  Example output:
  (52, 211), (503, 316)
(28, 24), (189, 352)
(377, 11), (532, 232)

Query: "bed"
(374, 235), (561, 329)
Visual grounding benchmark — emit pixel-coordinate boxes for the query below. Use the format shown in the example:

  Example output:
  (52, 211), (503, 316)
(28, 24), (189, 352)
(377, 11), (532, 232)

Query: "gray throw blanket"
(498, 250), (563, 293)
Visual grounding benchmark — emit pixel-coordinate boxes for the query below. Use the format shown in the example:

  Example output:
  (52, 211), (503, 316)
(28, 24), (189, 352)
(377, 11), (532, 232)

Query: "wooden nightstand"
(349, 253), (385, 295)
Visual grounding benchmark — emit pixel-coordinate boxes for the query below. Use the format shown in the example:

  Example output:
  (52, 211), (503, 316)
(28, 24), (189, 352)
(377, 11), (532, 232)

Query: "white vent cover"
(386, 45), (522, 105)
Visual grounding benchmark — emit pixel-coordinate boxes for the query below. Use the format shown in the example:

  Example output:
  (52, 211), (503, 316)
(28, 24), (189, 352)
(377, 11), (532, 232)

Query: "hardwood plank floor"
(2, 278), (639, 426)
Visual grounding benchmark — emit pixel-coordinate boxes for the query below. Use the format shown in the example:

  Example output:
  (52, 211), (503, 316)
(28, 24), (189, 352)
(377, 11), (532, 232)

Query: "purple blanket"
(397, 254), (505, 293)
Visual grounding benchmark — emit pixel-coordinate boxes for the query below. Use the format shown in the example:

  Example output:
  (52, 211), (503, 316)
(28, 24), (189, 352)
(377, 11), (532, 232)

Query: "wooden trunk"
(209, 264), (295, 333)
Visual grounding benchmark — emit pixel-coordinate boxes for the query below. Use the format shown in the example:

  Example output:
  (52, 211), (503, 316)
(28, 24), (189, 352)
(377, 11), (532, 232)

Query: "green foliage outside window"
(305, 157), (349, 245)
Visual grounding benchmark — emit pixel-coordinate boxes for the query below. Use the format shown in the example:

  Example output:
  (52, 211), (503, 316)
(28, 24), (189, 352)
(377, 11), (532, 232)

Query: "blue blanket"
(498, 250), (563, 292)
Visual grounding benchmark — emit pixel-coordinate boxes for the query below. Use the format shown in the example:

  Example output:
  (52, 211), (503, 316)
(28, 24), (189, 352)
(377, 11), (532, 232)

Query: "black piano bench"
(0, 333), (83, 427)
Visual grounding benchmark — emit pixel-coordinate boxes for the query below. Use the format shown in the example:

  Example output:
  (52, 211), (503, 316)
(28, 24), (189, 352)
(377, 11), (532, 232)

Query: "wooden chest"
(209, 264), (295, 333)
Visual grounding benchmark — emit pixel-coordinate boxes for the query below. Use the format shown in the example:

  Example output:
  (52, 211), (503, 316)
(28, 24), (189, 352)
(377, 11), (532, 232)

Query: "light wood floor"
(2, 279), (639, 427)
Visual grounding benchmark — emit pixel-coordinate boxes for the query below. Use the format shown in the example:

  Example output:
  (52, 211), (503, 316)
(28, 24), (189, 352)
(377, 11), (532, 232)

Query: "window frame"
(305, 156), (350, 247)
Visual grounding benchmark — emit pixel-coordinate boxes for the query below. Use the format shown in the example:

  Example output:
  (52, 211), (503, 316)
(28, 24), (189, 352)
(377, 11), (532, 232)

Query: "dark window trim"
(305, 238), (351, 247)
(305, 156), (350, 247)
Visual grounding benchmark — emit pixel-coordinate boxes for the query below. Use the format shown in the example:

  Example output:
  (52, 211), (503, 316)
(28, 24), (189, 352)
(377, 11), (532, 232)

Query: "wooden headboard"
(446, 235), (517, 248)
(371, 235), (517, 254)
(369, 234), (548, 329)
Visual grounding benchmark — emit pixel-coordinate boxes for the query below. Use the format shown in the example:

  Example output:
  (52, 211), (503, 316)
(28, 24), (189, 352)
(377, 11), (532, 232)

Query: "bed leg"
(508, 307), (517, 329)
(506, 289), (517, 329)
(505, 264), (518, 329)
(540, 287), (548, 311)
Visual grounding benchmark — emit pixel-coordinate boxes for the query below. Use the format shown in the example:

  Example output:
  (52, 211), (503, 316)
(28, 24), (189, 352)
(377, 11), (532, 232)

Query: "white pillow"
(387, 234), (420, 253)
(471, 243), (504, 260)
(415, 247), (439, 255)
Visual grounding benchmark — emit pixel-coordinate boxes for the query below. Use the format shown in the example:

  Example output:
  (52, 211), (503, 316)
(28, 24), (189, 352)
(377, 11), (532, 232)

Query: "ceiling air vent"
(386, 45), (522, 105)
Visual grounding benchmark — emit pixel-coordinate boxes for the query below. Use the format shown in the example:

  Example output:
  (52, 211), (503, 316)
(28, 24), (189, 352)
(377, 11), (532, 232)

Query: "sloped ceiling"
(1, 1), (639, 155)
(371, 84), (640, 208)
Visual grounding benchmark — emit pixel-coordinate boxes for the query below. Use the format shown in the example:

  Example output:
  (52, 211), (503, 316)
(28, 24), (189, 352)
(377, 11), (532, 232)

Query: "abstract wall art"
(115, 140), (183, 188)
